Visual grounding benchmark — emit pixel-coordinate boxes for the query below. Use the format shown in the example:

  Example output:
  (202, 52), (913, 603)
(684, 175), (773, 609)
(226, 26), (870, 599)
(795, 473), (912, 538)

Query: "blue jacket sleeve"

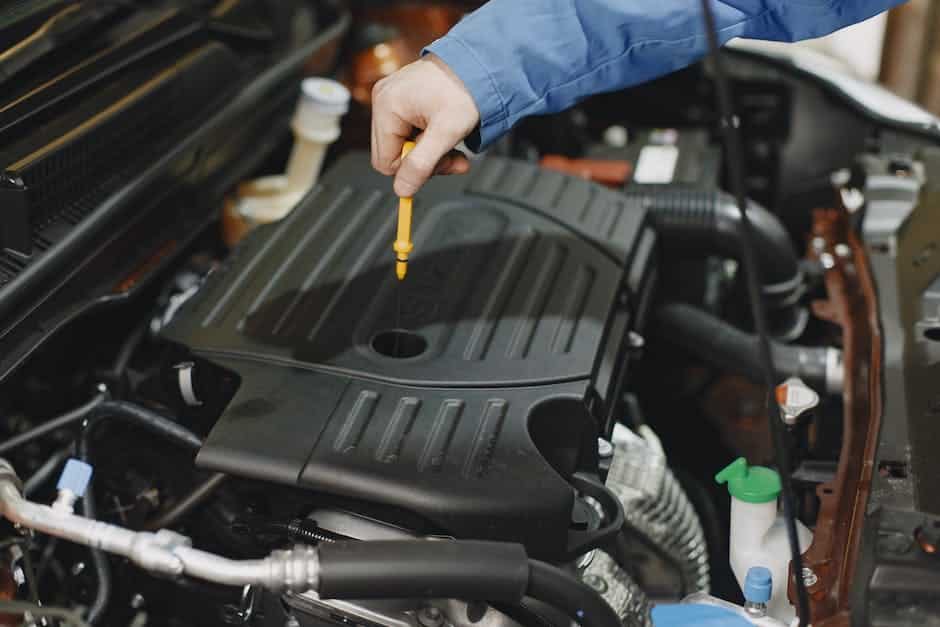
(425, 0), (904, 150)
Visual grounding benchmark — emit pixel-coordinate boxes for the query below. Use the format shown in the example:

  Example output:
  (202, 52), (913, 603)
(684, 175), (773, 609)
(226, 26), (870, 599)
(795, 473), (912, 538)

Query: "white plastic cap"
(299, 78), (350, 116)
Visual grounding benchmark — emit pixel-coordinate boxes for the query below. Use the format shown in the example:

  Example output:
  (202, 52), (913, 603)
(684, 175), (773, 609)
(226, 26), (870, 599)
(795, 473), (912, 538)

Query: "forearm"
(427, 0), (904, 150)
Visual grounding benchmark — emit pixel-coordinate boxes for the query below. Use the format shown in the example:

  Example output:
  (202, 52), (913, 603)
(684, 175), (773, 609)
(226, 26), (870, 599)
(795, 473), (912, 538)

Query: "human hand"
(371, 53), (480, 197)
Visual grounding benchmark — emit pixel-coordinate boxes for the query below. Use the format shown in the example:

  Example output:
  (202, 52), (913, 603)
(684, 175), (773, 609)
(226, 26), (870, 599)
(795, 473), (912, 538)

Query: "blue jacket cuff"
(424, 35), (507, 152)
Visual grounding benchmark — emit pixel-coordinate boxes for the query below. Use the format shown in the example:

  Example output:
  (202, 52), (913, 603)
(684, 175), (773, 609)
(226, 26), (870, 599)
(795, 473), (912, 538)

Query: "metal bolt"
(583, 574), (608, 594)
(284, 616), (301, 627)
(820, 253), (836, 270)
(744, 603), (767, 619)
(597, 438), (614, 459)
(130, 594), (146, 609)
(830, 169), (851, 187)
(834, 243), (851, 259)
(70, 562), (86, 576)
(811, 237), (827, 254)
(603, 125), (629, 149)
(801, 567), (818, 587)
(417, 606), (445, 627)
(840, 187), (866, 213)
(627, 331), (645, 350)
(776, 377), (820, 426)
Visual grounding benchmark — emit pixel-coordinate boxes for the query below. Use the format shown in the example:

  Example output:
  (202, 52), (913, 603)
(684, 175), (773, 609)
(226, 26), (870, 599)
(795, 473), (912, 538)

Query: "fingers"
(370, 54), (480, 194)
(435, 151), (471, 176)
(370, 82), (413, 176)
(393, 125), (465, 197)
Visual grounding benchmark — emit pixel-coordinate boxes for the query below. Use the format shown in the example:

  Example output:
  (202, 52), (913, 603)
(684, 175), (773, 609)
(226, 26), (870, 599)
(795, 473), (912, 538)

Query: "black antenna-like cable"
(697, 2), (811, 624)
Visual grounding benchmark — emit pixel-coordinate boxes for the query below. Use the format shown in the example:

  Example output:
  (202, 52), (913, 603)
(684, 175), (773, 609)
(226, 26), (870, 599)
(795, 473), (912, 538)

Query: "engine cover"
(162, 153), (655, 559)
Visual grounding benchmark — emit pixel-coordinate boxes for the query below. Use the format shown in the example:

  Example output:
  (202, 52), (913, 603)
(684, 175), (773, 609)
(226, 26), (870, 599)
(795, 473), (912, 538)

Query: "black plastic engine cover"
(162, 153), (655, 559)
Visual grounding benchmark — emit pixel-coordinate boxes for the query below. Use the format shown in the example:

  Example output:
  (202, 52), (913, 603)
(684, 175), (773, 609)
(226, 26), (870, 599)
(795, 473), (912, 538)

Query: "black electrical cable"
(23, 444), (73, 497)
(113, 324), (146, 374)
(19, 541), (41, 603)
(697, 2), (811, 624)
(35, 537), (60, 584)
(0, 392), (107, 455)
(76, 401), (203, 624)
(79, 482), (111, 625)
(143, 472), (228, 531)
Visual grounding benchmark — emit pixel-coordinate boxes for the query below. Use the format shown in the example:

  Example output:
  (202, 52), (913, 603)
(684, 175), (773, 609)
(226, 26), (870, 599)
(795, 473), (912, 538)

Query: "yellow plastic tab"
(394, 140), (416, 280)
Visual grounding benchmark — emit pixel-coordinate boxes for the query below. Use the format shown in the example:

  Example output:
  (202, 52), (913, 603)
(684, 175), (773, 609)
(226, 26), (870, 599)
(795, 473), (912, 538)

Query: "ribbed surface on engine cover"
(161, 152), (655, 559)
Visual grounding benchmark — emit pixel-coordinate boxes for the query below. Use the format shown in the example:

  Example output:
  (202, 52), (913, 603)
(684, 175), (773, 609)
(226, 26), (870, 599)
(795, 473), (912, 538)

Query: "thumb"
(393, 125), (462, 197)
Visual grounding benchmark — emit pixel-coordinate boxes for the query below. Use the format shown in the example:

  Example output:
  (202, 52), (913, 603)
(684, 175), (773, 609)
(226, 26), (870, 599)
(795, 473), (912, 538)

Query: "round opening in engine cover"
(161, 152), (656, 559)
(371, 329), (428, 359)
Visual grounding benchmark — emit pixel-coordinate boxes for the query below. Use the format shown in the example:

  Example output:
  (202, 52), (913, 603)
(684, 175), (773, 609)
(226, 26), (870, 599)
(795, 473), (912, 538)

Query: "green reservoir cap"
(715, 458), (781, 503)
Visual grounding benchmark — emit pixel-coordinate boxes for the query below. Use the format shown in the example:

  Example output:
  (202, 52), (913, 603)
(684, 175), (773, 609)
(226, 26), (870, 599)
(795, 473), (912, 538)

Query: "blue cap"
(743, 566), (773, 604)
(56, 459), (93, 498)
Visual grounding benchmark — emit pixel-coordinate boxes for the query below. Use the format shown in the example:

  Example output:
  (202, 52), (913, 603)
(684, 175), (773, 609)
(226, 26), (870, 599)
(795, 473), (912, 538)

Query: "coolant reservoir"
(715, 458), (813, 623)
(223, 77), (350, 246)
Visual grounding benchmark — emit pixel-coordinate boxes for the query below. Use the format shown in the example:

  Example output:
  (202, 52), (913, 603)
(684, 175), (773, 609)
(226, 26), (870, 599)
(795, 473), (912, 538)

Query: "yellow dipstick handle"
(394, 140), (416, 280)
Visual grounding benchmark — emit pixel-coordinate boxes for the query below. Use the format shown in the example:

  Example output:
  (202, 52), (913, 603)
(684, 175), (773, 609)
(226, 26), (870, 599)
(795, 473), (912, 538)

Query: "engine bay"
(1, 2), (939, 627)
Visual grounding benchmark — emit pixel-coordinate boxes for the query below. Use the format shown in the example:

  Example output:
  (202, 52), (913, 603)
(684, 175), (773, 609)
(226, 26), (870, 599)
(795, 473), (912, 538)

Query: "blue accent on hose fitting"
(56, 458), (93, 498)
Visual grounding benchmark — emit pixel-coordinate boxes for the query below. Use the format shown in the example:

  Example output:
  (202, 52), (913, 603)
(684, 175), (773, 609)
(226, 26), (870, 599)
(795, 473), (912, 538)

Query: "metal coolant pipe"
(0, 458), (622, 627)
(0, 459), (319, 591)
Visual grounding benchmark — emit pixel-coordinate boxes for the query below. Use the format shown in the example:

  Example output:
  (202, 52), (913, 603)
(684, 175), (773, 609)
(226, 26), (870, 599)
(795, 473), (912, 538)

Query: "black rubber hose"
(654, 303), (833, 391)
(627, 189), (801, 299)
(318, 541), (620, 627)
(526, 560), (621, 627)
(318, 541), (529, 602)
(627, 188), (806, 338)
(0, 392), (108, 455)
(77, 400), (202, 458)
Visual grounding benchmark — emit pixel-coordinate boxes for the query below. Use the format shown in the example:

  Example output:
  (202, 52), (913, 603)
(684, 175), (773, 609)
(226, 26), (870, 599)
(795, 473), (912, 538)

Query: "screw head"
(583, 574), (608, 594)
(417, 606), (445, 627)
(801, 567), (818, 587)
(834, 243), (851, 259)
(130, 593), (146, 609)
